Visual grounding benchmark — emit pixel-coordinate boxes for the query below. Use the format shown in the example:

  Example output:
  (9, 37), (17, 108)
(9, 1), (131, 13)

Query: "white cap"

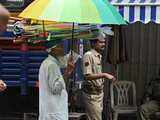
(46, 45), (57, 53)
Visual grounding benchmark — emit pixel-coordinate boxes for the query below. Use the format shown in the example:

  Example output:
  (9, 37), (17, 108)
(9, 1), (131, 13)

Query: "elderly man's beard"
(57, 55), (68, 68)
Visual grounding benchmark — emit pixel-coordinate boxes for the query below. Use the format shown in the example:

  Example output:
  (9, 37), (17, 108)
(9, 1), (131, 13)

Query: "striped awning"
(109, 0), (160, 24)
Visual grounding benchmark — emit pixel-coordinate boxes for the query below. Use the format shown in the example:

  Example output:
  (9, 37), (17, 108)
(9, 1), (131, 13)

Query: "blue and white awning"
(109, 0), (160, 24)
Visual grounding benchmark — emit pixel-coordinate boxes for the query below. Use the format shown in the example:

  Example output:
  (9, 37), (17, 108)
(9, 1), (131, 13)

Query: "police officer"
(39, 40), (75, 120)
(140, 78), (160, 120)
(82, 29), (116, 120)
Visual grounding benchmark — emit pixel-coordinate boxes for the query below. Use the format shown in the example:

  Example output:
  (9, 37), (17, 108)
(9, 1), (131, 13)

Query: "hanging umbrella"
(107, 26), (128, 65)
(0, 4), (10, 31)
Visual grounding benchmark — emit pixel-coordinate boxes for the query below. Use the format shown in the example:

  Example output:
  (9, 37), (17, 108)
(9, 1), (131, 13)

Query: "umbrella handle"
(42, 20), (46, 38)
(71, 22), (75, 56)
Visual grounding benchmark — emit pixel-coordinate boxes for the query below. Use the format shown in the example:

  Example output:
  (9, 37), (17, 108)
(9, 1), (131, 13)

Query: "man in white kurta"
(39, 40), (74, 120)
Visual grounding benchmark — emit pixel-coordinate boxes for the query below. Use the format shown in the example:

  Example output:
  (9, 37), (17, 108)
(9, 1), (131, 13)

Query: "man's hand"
(102, 73), (117, 82)
(64, 56), (75, 79)
(0, 80), (7, 92)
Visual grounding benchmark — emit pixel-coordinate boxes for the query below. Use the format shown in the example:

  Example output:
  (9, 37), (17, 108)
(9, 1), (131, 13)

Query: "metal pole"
(20, 43), (28, 95)
(70, 22), (76, 112)
(42, 20), (46, 39)
(71, 22), (75, 53)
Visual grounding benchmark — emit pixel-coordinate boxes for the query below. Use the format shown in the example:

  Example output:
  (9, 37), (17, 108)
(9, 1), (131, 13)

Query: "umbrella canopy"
(19, 0), (126, 25)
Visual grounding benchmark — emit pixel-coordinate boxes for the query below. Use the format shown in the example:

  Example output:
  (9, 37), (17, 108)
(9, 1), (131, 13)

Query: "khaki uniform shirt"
(83, 49), (104, 94)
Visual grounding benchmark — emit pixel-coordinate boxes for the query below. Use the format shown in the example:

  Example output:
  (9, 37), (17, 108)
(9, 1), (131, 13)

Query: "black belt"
(83, 86), (103, 95)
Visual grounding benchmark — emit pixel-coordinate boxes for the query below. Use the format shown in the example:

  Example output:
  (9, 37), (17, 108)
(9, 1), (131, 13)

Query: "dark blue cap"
(43, 39), (64, 49)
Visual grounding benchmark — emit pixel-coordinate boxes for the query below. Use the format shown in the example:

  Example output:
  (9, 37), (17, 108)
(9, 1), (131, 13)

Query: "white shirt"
(39, 55), (68, 120)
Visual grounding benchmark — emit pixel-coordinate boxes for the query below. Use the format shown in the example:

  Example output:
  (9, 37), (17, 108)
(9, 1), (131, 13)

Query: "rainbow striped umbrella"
(19, 0), (126, 25)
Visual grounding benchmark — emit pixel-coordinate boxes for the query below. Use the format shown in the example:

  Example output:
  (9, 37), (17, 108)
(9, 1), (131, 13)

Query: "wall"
(119, 22), (160, 102)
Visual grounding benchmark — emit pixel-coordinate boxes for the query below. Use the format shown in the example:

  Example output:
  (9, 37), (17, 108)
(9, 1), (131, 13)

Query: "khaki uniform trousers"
(83, 92), (103, 120)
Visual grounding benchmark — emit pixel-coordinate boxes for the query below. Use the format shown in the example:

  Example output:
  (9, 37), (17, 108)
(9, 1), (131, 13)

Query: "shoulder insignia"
(85, 62), (89, 67)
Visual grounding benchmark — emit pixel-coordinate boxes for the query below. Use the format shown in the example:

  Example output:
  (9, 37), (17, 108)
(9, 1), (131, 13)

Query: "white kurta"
(39, 55), (68, 120)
